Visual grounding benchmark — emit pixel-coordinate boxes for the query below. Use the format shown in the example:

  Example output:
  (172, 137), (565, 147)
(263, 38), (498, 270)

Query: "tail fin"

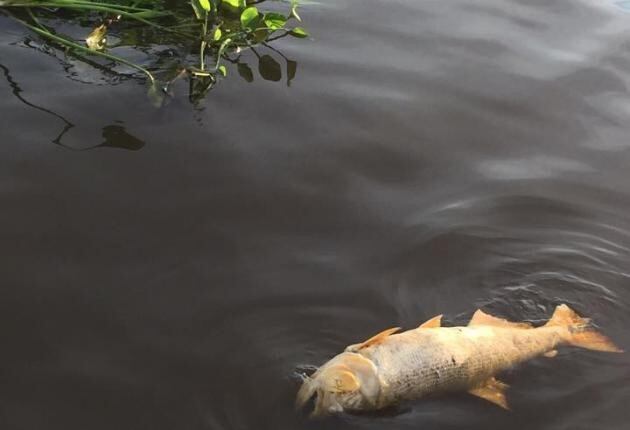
(545, 304), (622, 353)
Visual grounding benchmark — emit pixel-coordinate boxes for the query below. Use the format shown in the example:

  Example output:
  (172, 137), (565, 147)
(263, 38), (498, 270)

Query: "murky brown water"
(1, 1), (629, 429)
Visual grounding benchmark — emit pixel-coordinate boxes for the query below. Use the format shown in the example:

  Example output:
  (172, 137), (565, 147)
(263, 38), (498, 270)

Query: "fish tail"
(545, 304), (622, 353)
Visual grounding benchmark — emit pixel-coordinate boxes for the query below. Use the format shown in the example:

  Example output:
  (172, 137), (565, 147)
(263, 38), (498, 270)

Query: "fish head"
(296, 352), (380, 417)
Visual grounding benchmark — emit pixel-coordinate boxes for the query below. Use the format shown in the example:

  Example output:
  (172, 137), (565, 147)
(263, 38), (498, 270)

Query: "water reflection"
(0, 65), (143, 150)
(478, 156), (592, 180)
(613, 1), (630, 11)
(187, 46), (299, 104)
(0, 62), (74, 145)
(232, 47), (298, 86)
(99, 124), (145, 151)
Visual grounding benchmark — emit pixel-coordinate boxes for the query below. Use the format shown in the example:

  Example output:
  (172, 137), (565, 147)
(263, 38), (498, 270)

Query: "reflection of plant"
(0, 0), (308, 103)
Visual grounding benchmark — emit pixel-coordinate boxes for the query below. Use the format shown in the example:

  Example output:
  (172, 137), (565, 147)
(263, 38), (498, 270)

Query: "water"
(1, 1), (629, 429)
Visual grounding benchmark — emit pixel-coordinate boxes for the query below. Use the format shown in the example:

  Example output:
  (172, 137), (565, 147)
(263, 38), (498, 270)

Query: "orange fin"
(569, 330), (623, 353)
(418, 315), (442, 329)
(346, 327), (401, 352)
(544, 304), (590, 328)
(468, 309), (532, 329)
(468, 377), (510, 410)
(545, 304), (622, 353)
(543, 349), (558, 358)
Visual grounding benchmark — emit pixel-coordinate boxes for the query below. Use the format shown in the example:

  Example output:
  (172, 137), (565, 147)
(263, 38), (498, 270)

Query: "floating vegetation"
(0, 0), (308, 104)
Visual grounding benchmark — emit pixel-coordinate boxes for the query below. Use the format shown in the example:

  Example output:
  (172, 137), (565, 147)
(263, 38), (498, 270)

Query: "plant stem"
(213, 37), (232, 72)
(199, 12), (208, 71)
(6, 3), (176, 33)
(55, 1), (158, 13)
(6, 10), (156, 83)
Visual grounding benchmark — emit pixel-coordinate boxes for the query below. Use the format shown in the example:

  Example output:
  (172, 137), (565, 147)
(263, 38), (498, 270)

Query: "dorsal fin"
(544, 304), (590, 328)
(354, 327), (401, 350)
(468, 309), (532, 329)
(418, 314), (442, 328)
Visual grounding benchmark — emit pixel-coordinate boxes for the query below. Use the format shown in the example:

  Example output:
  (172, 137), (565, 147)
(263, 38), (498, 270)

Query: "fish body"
(357, 323), (569, 406)
(296, 305), (622, 416)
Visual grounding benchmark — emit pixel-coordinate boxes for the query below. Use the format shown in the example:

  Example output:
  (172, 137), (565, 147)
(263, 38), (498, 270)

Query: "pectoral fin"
(418, 315), (442, 328)
(469, 309), (532, 329)
(468, 377), (510, 410)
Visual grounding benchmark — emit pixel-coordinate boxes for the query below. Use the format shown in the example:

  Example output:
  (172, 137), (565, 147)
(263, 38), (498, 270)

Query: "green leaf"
(252, 28), (270, 44)
(289, 27), (308, 38)
(198, 0), (211, 12)
(263, 12), (287, 30)
(240, 6), (259, 30)
(222, 0), (244, 9)
(218, 65), (227, 76)
(213, 27), (222, 41)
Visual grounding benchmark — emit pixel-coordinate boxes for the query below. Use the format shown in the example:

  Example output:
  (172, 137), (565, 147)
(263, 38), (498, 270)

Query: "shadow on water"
(187, 46), (298, 104)
(99, 124), (145, 151)
(1, 63), (144, 150)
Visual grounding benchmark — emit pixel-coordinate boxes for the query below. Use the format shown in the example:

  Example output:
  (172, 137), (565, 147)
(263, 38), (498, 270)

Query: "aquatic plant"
(0, 0), (308, 103)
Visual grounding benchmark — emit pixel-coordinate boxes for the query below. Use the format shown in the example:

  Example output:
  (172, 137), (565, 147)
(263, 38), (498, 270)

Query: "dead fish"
(296, 304), (622, 417)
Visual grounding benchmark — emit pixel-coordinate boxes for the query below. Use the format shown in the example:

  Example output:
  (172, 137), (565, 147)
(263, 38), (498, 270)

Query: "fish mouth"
(295, 377), (317, 413)
(300, 390), (318, 417)
(296, 353), (381, 417)
(295, 384), (324, 418)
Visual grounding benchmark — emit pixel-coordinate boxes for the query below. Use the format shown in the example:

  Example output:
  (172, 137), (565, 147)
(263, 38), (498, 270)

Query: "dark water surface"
(1, 1), (630, 429)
